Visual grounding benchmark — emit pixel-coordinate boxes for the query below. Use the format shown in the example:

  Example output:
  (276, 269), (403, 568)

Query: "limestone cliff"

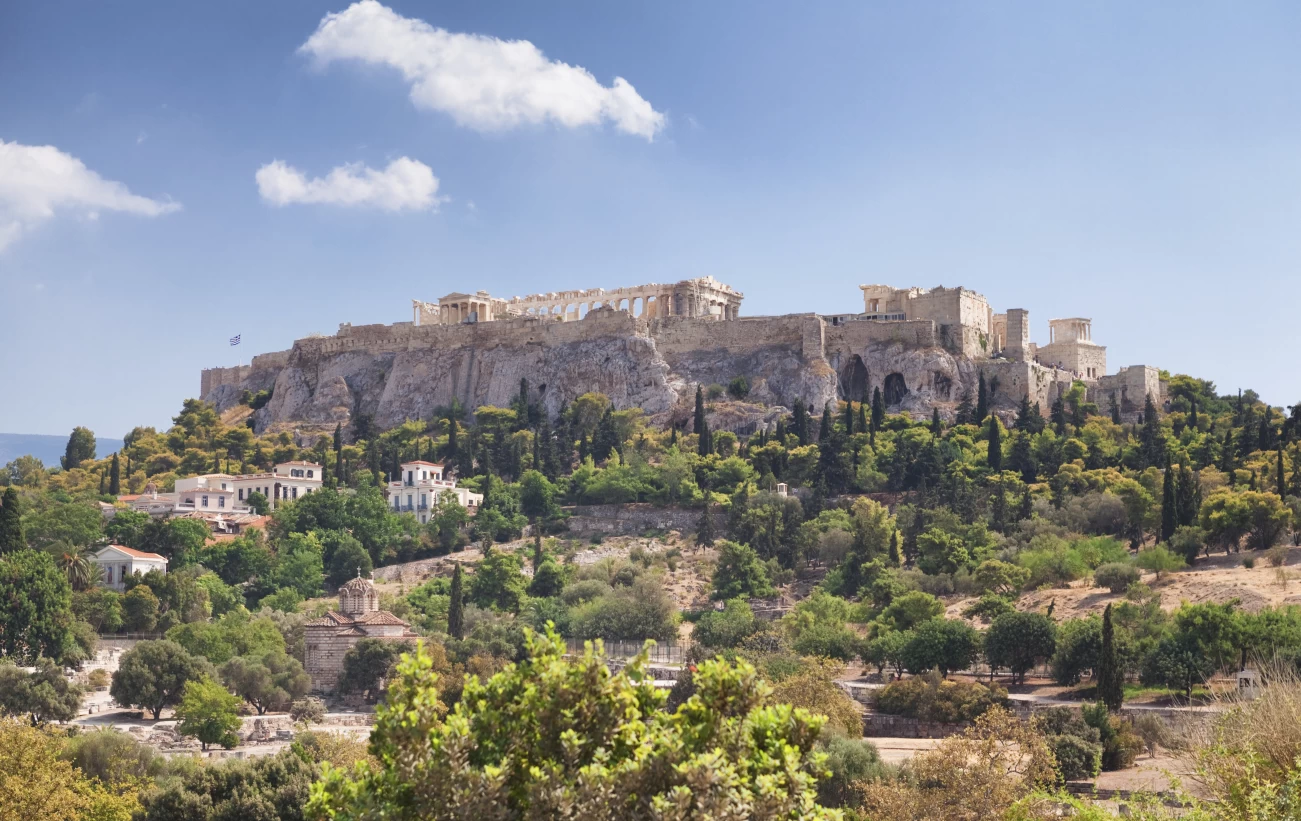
(202, 309), (1067, 439)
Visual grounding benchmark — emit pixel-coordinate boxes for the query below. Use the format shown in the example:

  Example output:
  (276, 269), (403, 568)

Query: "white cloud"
(255, 156), (444, 211)
(0, 139), (180, 251)
(299, 0), (665, 140)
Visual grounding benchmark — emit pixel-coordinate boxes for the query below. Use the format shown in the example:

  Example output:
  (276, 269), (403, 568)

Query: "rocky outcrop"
(202, 310), (1061, 438)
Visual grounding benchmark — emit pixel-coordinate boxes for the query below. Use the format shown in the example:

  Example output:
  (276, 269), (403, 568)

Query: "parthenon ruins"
(412, 275), (743, 326)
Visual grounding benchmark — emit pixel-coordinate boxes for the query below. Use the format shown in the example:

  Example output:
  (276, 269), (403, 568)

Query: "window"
(307, 470), (314, 478)
(105, 566), (113, 583)
(202, 495), (209, 508)
(221, 482), (227, 490)
(292, 487), (298, 499)
(239, 489), (244, 500)
(218, 496), (225, 509)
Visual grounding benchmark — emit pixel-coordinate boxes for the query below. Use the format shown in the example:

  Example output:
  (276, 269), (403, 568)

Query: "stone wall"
(1092, 365), (1164, 418)
(563, 503), (724, 536)
(862, 713), (970, 738)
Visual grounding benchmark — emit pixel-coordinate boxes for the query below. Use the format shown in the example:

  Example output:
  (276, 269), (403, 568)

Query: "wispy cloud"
(299, 0), (665, 140)
(255, 156), (444, 211)
(0, 139), (180, 251)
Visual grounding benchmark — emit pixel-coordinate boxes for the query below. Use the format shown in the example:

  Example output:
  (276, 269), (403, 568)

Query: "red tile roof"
(98, 545), (167, 561)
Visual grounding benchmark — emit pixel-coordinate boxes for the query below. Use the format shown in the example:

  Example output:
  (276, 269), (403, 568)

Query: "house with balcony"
(386, 460), (483, 524)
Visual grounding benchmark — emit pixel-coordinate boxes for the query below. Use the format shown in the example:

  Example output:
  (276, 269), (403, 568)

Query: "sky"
(2, 1), (1300, 440)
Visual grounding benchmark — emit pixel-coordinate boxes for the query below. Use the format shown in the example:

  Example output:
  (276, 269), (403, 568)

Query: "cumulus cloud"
(299, 0), (665, 140)
(0, 138), (180, 251)
(255, 156), (443, 211)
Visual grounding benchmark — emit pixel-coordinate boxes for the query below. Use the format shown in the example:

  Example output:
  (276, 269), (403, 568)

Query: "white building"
(123, 462), (325, 516)
(92, 545), (168, 591)
(386, 460), (483, 524)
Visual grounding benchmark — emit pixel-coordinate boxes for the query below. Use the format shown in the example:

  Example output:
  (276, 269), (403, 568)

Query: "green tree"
(447, 563), (465, 640)
(975, 373), (988, 425)
(986, 416), (1003, 471)
(877, 590), (944, 632)
(900, 618), (981, 677)
(871, 387), (885, 437)
(0, 658), (84, 724)
(468, 549), (528, 613)
(0, 487), (23, 553)
(337, 638), (411, 699)
(110, 639), (211, 719)
(973, 559), (1030, 596)
(308, 629), (840, 821)
(108, 453), (121, 496)
(693, 599), (760, 648)
(984, 611), (1057, 684)
(246, 490), (270, 515)
(693, 384), (706, 435)
(274, 532), (325, 599)
(61, 426), (97, 470)
(710, 540), (775, 600)
(1160, 464), (1177, 542)
(1097, 604), (1124, 711)
(1140, 635), (1215, 699)
(175, 676), (241, 751)
(136, 749), (316, 821)
(121, 584), (160, 632)
(325, 534), (374, 588)
(528, 559), (565, 598)
(518, 470), (558, 520)
(429, 491), (468, 553)
(0, 550), (76, 663)
(220, 650), (311, 715)
(1134, 545), (1185, 579)
(696, 505), (717, 548)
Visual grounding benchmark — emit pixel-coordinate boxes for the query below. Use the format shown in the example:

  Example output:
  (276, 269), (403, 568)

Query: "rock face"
(202, 309), (1068, 439)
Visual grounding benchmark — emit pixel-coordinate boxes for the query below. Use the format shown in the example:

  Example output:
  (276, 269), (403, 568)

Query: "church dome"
(339, 572), (379, 615)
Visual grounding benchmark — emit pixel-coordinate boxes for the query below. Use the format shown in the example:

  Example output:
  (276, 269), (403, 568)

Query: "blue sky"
(2, 1), (1299, 440)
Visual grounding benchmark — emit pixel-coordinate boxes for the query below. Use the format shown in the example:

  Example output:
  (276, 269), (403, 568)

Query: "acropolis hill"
(200, 277), (1163, 437)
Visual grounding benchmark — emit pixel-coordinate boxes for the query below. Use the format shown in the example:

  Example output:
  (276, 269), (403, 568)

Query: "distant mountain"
(0, 433), (124, 468)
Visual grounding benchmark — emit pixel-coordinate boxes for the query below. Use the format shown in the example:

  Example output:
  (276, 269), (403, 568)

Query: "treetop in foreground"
(308, 627), (841, 820)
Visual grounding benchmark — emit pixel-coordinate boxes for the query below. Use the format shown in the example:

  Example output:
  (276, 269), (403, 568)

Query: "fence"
(565, 639), (690, 666)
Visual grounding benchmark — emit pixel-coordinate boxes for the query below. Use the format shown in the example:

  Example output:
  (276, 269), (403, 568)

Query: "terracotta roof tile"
(97, 545), (167, 561)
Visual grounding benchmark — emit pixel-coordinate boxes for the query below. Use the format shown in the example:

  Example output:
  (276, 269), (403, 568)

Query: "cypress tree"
(1220, 430), (1236, 475)
(888, 530), (902, 566)
(975, 373), (988, 425)
(990, 480), (1008, 534)
(333, 423), (342, 453)
(696, 505), (716, 549)
(858, 388), (869, 435)
(109, 453), (121, 496)
(693, 385), (706, 435)
(819, 403), (833, 443)
(669, 425), (677, 447)
(871, 387), (885, 434)
(1189, 395), (1198, 430)
(532, 531), (544, 572)
(1279, 447), (1287, 497)
(931, 408), (942, 437)
(793, 400), (809, 446)
(1160, 463), (1177, 542)
(0, 487), (24, 554)
(532, 428), (542, 472)
(955, 388), (974, 426)
(447, 564), (465, 640)
(697, 418), (712, 457)
(775, 419), (786, 444)
(986, 416), (1002, 471)
(842, 398), (855, 436)
(1098, 604), (1124, 712)
(335, 446), (344, 488)
(1017, 487), (1034, 522)
(98, 471), (105, 495)
(1109, 393), (1122, 424)
(1050, 396), (1066, 435)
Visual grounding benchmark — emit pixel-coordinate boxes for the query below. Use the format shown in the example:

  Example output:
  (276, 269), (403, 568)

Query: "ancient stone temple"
(304, 574), (418, 693)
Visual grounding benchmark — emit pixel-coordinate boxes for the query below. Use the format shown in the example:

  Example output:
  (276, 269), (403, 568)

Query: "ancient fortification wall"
(200, 300), (1158, 436)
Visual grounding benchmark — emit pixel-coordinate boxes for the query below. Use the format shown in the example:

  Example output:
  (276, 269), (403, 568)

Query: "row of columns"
(511, 292), (741, 322)
(439, 300), (493, 323)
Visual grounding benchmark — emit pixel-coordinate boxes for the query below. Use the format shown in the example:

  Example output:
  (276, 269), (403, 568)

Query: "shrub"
(561, 579), (612, 605)
(1094, 563), (1140, 594)
(568, 577), (677, 642)
(693, 599), (760, 648)
(1134, 545), (1185, 579)
(1244, 556), (1257, 569)
(874, 672), (1008, 723)
(705, 383), (725, 400)
(962, 593), (1015, 623)
(1130, 712), (1172, 756)
(816, 736), (892, 808)
(86, 668), (110, 688)
(1048, 732), (1103, 781)
(291, 697), (326, 724)
(791, 622), (861, 661)
(727, 376), (751, 399)
(1267, 545), (1289, 568)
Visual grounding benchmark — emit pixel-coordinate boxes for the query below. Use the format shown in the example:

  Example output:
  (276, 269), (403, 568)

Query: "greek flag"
(230, 334), (241, 346)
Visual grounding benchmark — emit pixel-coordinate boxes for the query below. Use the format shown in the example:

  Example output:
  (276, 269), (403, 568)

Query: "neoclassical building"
(304, 574), (418, 693)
